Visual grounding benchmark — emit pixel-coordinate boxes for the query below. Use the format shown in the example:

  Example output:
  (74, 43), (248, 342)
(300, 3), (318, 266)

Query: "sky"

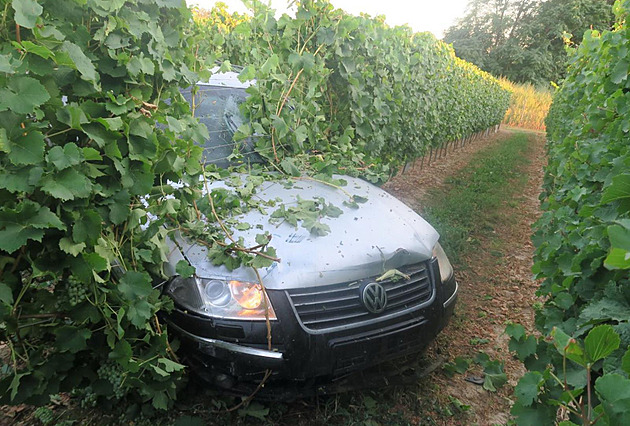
(185, 0), (471, 38)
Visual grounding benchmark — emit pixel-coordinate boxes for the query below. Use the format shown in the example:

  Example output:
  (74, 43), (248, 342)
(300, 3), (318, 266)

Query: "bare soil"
(384, 128), (547, 425)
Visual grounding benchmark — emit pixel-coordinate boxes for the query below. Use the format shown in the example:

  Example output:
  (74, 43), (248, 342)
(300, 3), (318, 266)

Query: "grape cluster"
(79, 389), (97, 409)
(33, 406), (54, 425)
(98, 362), (126, 399)
(67, 276), (88, 307)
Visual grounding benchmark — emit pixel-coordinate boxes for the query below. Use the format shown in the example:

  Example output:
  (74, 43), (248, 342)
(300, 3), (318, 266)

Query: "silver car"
(162, 71), (458, 393)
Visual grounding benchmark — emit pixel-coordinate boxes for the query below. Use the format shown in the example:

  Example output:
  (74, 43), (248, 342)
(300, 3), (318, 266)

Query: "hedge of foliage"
(508, 1), (630, 424)
(0, 0), (510, 411)
(194, 0), (510, 180)
(0, 0), (213, 411)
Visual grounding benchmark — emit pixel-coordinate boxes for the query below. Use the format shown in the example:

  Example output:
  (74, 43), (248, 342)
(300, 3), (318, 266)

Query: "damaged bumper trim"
(167, 321), (284, 360)
(443, 281), (458, 309)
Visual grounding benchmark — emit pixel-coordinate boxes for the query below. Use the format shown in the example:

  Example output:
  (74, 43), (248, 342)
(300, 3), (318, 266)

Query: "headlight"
(432, 242), (454, 282)
(166, 276), (277, 320)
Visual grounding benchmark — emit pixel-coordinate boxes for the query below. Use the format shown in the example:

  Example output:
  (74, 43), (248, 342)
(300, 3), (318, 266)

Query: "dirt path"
(385, 128), (547, 425)
(382, 130), (510, 212)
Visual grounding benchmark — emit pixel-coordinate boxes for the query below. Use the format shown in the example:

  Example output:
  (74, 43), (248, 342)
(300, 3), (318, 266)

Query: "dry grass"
(500, 78), (553, 131)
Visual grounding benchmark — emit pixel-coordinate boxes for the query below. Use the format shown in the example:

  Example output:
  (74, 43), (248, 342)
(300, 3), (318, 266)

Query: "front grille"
(286, 262), (433, 332)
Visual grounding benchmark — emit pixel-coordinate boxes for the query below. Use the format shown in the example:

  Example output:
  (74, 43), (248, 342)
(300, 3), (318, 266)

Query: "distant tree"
(444, 0), (614, 85)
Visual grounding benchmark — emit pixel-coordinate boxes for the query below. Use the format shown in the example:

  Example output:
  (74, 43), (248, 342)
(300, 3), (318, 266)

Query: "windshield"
(182, 85), (261, 167)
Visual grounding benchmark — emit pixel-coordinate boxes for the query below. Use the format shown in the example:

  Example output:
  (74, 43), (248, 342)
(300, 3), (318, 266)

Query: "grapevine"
(509, 1), (630, 424)
(0, 0), (510, 411)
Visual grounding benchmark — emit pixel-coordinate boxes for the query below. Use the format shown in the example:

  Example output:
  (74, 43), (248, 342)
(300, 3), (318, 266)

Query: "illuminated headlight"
(432, 242), (454, 282)
(166, 276), (277, 320)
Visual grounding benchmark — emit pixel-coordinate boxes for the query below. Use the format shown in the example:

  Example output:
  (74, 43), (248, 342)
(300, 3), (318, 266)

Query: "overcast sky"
(186, 0), (470, 38)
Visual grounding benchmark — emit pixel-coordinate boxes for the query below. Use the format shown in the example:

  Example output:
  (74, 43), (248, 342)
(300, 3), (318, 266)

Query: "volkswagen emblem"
(361, 282), (387, 314)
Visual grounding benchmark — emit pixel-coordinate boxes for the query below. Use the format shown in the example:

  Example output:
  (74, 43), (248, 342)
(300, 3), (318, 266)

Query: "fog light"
(214, 373), (236, 389)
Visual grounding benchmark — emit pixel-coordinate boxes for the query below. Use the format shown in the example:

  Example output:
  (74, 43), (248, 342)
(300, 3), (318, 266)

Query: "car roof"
(197, 67), (253, 89)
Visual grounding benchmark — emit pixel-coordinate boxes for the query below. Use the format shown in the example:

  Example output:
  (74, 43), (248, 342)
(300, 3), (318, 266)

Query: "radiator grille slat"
(286, 262), (434, 331)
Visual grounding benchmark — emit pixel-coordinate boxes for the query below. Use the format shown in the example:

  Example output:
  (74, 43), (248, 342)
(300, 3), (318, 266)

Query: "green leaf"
(294, 124), (308, 145)
(97, 117), (123, 131)
(6, 131), (46, 165)
(72, 210), (101, 244)
(128, 134), (158, 162)
(305, 220), (330, 236)
(123, 161), (153, 195)
(602, 174), (630, 204)
(506, 323), (526, 341)
(41, 168), (93, 201)
(84, 252), (108, 272)
(0, 128), (7, 152)
(118, 271), (153, 301)
(109, 340), (132, 366)
(107, 191), (131, 225)
(83, 122), (120, 148)
(47, 143), (82, 170)
(0, 165), (43, 193)
(175, 260), (195, 278)
(56, 105), (88, 129)
(54, 326), (92, 353)
(552, 327), (586, 366)
(509, 335), (538, 361)
(0, 54), (13, 73)
(584, 324), (620, 363)
(0, 282), (14, 305)
(482, 359), (507, 392)
(0, 76), (50, 114)
(12, 0), (43, 29)
(280, 158), (301, 177)
(511, 401), (557, 426)
(235, 222), (251, 231)
(514, 372), (544, 407)
(59, 237), (86, 257)
(611, 60), (629, 84)
(595, 373), (630, 425)
(155, 0), (183, 8)
(82, 147), (102, 161)
(8, 373), (27, 401)
(158, 357), (185, 373)
(17, 41), (53, 59)
(61, 41), (98, 82)
(238, 402), (269, 421)
(604, 247), (630, 269)
(260, 54), (279, 75)
(238, 65), (256, 82)
(255, 233), (271, 246)
(251, 247), (277, 268)
(322, 203), (343, 218)
(605, 224), (630, 269)
(0, 201), (65, 253)
(152, 391), (169, 410)
(442, 357), (471, 377)
(173, 416), (205, 426)
(622, 348), (630, 375)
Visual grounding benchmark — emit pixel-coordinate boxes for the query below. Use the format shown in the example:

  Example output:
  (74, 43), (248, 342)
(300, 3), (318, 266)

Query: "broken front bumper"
(165, 259), (458, 387)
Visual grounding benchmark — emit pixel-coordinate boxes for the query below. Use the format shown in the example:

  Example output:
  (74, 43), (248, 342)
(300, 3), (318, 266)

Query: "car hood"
(169, 175), (439, 290)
